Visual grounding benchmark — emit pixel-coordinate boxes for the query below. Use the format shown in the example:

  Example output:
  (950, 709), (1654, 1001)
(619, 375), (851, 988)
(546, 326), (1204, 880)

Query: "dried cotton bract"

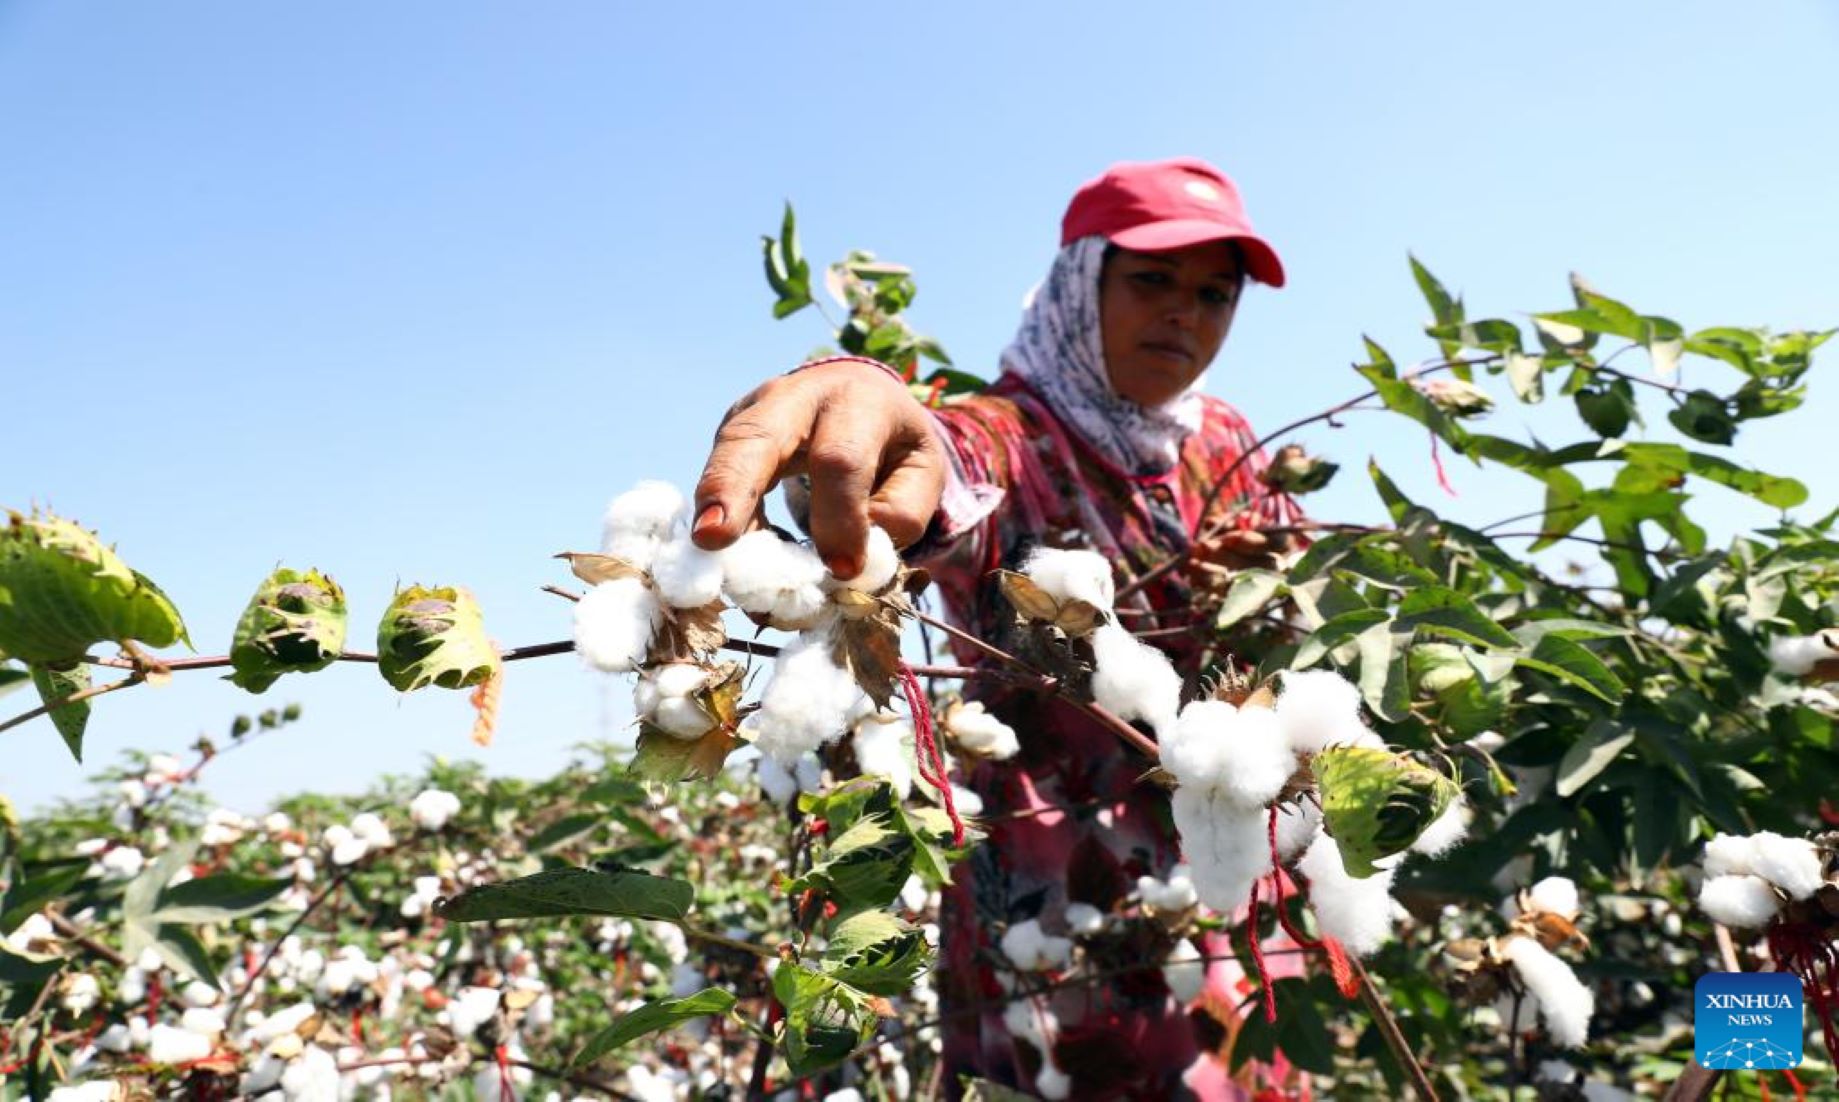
(1020, 546), (1116, 611)
(574, 578), (663, 673)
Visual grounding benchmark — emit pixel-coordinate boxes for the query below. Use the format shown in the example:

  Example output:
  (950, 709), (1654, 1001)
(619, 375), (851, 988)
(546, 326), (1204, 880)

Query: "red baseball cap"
(1061, 157), (1286, 287)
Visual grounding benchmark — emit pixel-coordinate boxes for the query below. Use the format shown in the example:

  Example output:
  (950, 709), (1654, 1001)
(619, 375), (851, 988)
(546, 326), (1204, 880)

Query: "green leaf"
(435, 867), (694, 923)
(147, 924), (219, 989)
(1555, 721), (1637, 798)
(123, 840), (199, 929)
(150, 873), (291, 923)
(0, 509), (189, 664)
(1273, 977), (1338, 1075)
(1367, 460), (1418, 525)
(0, 661), (28, 700)
(0, 863), (87, 935)
(30, 661), (91, 762)
(1575, 380), (1636, 438)
(1504, 351), (1545, 403)
(1682, 453), (1806, 509)
(1394, 587), (1518, 649)
(1513, 634), (1625, 704)
(227, 568), (347, 693)
(573, 987), (737, 1067)
(376, 584), (501, 692)
(1215, 570), (1286, 629)
(1667, 390), (1737, 445)
(1354, 624), (1410, 723)
(772, 964), (876, 1077)
(1313, 746), (1459, 877)
(527, 813), (603, 854)
(1293, 610), (1390, 670)
(821, 911), (931, 996)
(792, 814), (913, 918)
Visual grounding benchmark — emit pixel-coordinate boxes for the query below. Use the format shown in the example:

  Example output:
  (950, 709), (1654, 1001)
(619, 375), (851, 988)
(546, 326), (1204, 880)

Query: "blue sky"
(6, 2), (1837, 813)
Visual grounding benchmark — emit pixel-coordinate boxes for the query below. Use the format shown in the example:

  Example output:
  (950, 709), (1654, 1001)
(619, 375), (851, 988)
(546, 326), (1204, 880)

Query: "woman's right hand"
(688, 360), (949, 580)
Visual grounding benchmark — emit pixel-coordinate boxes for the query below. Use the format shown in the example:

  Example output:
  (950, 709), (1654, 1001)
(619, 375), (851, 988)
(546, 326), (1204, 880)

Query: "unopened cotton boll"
(1298, 833), (1397, 956)
(574, 578), (662, 673)
(601, 481), (687, 571)
(720, 530), (830, 629)
(408, 788), (461, 831)
(833, 527), (901, 593)
(945, 701), (1020, 759)
(1020, 546), (1115, 611)
(1138, 866), (1199, 913)
(1410, 796), (1470, 857)
(1275, 669), (1373, 755)
(1748, 832), (1827, 900)
(649, 536), (726, 609)
(633, 663), (718, 740)
(750, 633), (866, 764)
(1000, 919), (1073, 972)
(1171, 786), (1270, 913)
(852, 714), (916, 800)
(1698, 874), (1782, 928)
(1768, 631), (1839, 676)
(1090, 624), (1181, 735)
(1503, 935), (1593, 1048)
(1163, 938), (1206, 1004)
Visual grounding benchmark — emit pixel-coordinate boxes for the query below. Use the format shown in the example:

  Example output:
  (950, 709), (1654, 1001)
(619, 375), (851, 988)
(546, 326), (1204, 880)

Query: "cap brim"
(1108, 220), (1286, 288)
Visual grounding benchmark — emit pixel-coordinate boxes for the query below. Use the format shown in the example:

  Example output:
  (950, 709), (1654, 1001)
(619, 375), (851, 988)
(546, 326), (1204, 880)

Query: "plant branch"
(228, 869), (352, 1021)
(0, 673), (143, 735)
(1351, 956), (1441, 1102)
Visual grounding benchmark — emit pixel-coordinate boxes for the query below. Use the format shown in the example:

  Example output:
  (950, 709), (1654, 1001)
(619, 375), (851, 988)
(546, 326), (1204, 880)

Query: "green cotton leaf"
(526, 813), (603, 854)
(1513, 634), (1625, 704)
(791, 814), (914, 918)
(0, 509), (189, 664)
(228, 568), (347, 693)
(122, 840), (199, 929)
(1667, 390), (1737, 445)
(376, 584), (501, 692)
(147, 924), (219, 989)
(1394, 587), (1518, 649)
(1408, 643), (1474, 695)
(1504, 351), (1545, 403)
(1684, 327), (1764, 374)
(0, 863), (87, 936)
(435, 867), (694, 923)
(1575, 380), (1637, 439)
(572, 987), (737, 1067)
(1293, 609), (1390, 670)
(1354, 623), (1410, 723)
(1313, 746), (1459, 877)
(0, 661), (28, 701)
(1352, 360), (1474, 450)
(1366, 460), (1420, 525)
(150, 873), (292, 923)
(1555, 721), (1637, 798)
(822, 911), (931, 996)
(772, 964), (877, 1078)
(1681, 453), (1807, 509)
(30, 661), (91, 762)
(1509, 618), (1629, 647)
(763, 202), (812, 319)
(1215, 570), (1286, 629)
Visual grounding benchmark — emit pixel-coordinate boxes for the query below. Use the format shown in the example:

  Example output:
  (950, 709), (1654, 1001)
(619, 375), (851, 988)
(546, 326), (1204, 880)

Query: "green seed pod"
(0, 510), (189, 664)
(1315, 745), (1459, 878)
(31, 660), (93, 762)
(376, 584), (501, 692)
(227, 568), (348, 693)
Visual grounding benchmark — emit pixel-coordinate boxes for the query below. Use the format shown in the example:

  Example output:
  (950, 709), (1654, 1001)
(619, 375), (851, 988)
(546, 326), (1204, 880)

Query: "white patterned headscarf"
(1000, 236), (1207, 476)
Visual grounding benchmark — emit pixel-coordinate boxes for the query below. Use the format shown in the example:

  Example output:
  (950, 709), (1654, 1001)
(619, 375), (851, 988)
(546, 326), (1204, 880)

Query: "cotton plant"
(1444, 876), (1597, 1049)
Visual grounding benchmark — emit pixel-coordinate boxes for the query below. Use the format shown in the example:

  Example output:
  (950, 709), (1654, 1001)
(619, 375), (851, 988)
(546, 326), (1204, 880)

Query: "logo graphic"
(1695, 972), (1803, 1070)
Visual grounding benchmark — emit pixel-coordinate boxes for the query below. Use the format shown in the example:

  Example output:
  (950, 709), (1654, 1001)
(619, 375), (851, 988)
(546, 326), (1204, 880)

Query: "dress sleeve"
(901, 395), (1027, 578)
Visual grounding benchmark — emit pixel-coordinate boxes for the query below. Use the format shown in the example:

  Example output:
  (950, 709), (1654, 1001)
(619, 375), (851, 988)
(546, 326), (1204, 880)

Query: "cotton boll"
(1502, 935), (1594, 1048)
(633, 664), (718, 741)
(408, 789), (461, 832)
(1272, 801), (1322, 864)
(945, 701), (1020, 760)
(1138, 866), (1199, 913)
(1090, 624), (1181, 735)
(1698, 874), (1782, 929)
(447, 986), (503, 1040)
(852, 714), (916, 800)
(47, 1084), (115, 1102)
(756, 753), (821, 804)
(1000, 919), (1073, 972)
(1297, 834), (1397, 956)
(1217, 706), (1295, 808)
(148, 1023), (213, 1063)
(947, 784), (984, 817)
(833, 527), (901, 593)
(750, 633), (865, 764)
(1524, 876), (1580, 921)
(350, 813), (393, 849)
(1171, 786), (1270, 913)
(1036, 1065), (1072, 1101)
(1275, 669), (1369, 755)
(720, 530), (830, 629)
(97, 846), (146, 881)
(1163, 938), (1206, 1004)
(1164, 700), (1235, 788)
(649, 536), (726, 609)
(1020, 547), (1116, 611)
(601, 482), (687, 568)
(180, 1007), (225, 1036)
(1748, 831), (1827, 900)
(1410, 796), (1470, 857)
(1063, 903), (1105, 936)
(61, 973), (101, 1014)
(1768, 631), (1839, 676)
(574, 578), (663, 673)
(1702, 833), (1757, 879)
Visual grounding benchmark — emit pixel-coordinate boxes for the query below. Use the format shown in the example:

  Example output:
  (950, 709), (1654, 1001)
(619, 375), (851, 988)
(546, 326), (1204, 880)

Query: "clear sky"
(6, 2), (1837, 814)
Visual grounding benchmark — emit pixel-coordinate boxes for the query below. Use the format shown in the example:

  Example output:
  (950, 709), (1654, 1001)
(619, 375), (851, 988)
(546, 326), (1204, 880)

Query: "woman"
(692, 158), (1309, 1100)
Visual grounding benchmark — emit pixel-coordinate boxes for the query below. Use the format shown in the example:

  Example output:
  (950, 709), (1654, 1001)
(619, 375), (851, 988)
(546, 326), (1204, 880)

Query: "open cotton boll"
(1275, 669), (1371, 755)
(852, 714), (916, 800)
(1036, 1065), (1072, 1101)
(946, 701), (1020, 760)
(1703, 833), (1758, 879)
(1171, 786), (1270, 913)
(1410, 796), (1470, 857)
(1020, 546), (1116, 611)
(148, 1024), (212, 1064)
(1138, 866), (1199, 913)
(408, 788), (461, 831)
(1090, 624), (1181, 735)
(1163, 938), (1206, 1004)
(1163, 700), (1234, 787)
(633, 663), (717, 741)
(833, 527), (901, 593)
(1000, 919), (1073, 972)
(1748, 831), (1827, 900)
(1272, 801), (1323, 864)
(1063, 903), (1106, 936)
(756, 753), (821, 804)
(750, 633), (866, 765)
(649, 536), (725, 609)
(1298, 833), (1398, 956)
(1502, 935), (1594, 1048)
(1698, 874), (1782, 928)
(601, 482), (687, 566)
(720, 530), (831, 629)
(574, 578), (663, 673)
(1768, 631), (1839, 676)
(1218, 707), (1295, 808)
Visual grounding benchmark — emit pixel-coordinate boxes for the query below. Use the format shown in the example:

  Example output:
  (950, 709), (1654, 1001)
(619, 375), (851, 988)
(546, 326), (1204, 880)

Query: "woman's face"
(1098, 240), (1245, 406)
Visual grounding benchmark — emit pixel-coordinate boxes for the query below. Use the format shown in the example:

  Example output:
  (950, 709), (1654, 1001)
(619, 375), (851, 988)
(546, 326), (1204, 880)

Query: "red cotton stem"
(898, 664), (965, 846)
(1430, 430), (1457, 497)
(1247, 878), (1278, 1024)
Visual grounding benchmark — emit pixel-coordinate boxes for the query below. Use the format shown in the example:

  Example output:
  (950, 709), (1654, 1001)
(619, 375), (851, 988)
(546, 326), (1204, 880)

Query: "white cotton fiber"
(1769, 631), (1839, 676)
(1524, 876), (1579, 921)
(649, 536), (725, 609)
(749, 632), (866, 764)
(833, 527), (901, 594)
(1698, 874), (1782, 929)
(1272, 801), (1322, 864)
(1063, 903), (1105, 936)
(1410, 796), (1470, 857)
(1035, 1065), (1072, 1101)
(1163, 700), (1235, 787)
(633, 663), (716, 741)
(1171, 786), (1270, 913)
(1138, 866), (1199, 913)
(1165, 701), (1294, 809)
(852, 714), (916, 800)
(720, 530), (831, 629)
(1297, 833), (1397, 956)
(1021, 546), (1116, 611)
(946, 701), (1020, 760)
(1748, 831), (1827, 901)
(1503, 935), (1594, 1048)
(1702, 833), (1756, 879)
(602, 481), (688, 570)
(1000, 919), (1073, 972)
(1275, 669), (1374, 755)
(574, 578), (662, 673)
(1163, 938), (1206, 1004)
(756, 753), (821, 804)
(1090, 624), (1181, 735)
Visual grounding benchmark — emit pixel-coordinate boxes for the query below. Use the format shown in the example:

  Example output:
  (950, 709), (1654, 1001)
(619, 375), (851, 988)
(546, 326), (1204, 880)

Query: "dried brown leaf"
(556, 552), (646, 586)
(996, 570), (1061, 623)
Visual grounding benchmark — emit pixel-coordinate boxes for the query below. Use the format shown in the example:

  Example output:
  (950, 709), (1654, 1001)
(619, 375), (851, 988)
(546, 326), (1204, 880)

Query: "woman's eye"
(1201, 286), (1236, 307)
(1131, 270), (1171, 287)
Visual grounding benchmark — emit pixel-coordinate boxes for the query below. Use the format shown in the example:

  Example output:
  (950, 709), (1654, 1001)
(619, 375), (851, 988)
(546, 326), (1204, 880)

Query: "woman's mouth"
(1141, 341), (1193, 363)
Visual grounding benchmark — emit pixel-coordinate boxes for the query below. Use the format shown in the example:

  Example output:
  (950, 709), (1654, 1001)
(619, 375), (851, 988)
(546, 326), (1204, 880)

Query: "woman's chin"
(1112, 363), (1196, 406)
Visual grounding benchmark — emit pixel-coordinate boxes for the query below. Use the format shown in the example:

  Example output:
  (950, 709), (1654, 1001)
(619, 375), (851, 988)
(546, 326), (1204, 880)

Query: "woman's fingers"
(868, 430), (947, 550)
(691, 381), (813, 550)
(803, 393), (885, 578)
